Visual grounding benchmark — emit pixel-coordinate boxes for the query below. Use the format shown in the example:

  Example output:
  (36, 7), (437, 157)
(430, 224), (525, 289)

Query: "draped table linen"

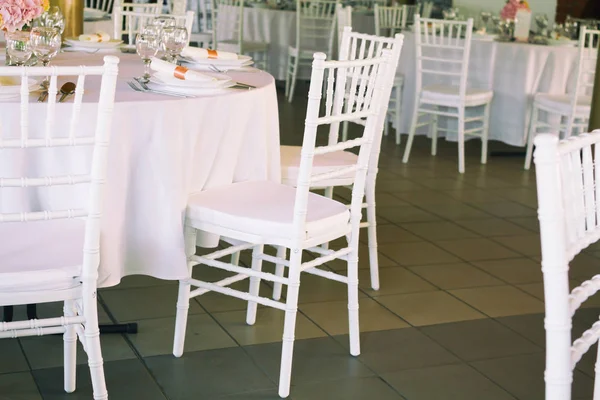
(0, 52), (281, 288)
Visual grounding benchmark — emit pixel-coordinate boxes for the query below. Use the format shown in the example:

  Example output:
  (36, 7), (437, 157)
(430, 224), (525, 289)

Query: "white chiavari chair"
(85, 0), (115, 14)
(212, 0), (269, 69)
(373, 3), (410, 145)
(0, 56), (119, 400)
(533, 131), (600, 400)
(524, 27), (599, 170)
(421, 1), (433, 18)
(167, 0), (188, 15)
(352, 0), (386, 8)
(336, 3), (352, 50)
(113, 7), (194, 45)
(172, 48), (398, 399)
(277, 28), (403, 295)
(189, 0), (213, 47)
(401, 15), (493, 173)
(285, 0), (339, 102)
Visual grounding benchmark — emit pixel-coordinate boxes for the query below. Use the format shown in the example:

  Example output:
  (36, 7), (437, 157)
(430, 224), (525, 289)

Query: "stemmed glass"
(135, 33), (160, 82)
(161, 26), (188, 63)
(6, 31), (32, 66)
(39, 6), (66, 35)
(480, 12), (491, 32)
(152, 16), (176, 29)
(30, 27), (62, 89)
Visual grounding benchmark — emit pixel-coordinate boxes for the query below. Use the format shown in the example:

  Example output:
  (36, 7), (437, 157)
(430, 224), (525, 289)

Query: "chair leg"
(278, 250), (302, 399)
(321, 187), (334, 251)
(395, 82), (403, 146)
(524, 106), (539, 170)
(481, 103), (491, 164)
(347, 217), (361, 357)
(288, 55), (300, 103)
(173, 226), (197, 357)
(384, 115), (390, 138)
(284, 53), (292, 98)
(430, 112), (439, 156)
(365, 175), (379, 291)
(402, 103), (420, 163)
(342, 120), (349, 142)
(272, 246), (287, 301)
(246, 244), (265, 325)
(458, 108), (466, 174)
(63, 299), (77, 394)
(82, 287), (108, 400)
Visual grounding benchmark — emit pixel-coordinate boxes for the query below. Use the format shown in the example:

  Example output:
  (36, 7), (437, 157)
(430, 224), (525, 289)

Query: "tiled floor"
(2, 88), (600, 399)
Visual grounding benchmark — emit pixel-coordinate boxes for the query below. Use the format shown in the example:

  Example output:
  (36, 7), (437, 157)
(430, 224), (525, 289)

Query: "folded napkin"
(150, 57), (215, 82)
(181, 46), (238, 61)
(78, 31), (110, 42)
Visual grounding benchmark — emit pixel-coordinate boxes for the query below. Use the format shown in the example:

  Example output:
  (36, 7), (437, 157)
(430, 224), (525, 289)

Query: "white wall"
(453, 0), (558, 22)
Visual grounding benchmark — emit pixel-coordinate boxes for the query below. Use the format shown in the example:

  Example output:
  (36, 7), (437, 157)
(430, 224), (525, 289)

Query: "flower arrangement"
(0, 0), (50, 32)
(501, 0), (530, 20)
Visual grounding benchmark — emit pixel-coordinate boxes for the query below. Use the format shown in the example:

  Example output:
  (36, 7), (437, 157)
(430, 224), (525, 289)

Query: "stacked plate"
(64, 37), (123, 51)
(0, 77), (39, 100)
(83, 8), (109, 20)
(148, 72), (236, 95)
(180, 54), (254, 72)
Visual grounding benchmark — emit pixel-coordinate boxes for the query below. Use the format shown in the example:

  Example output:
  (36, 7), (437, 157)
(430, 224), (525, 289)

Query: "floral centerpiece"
(0, 0), (49, 32)
(500, 0), (530, 21)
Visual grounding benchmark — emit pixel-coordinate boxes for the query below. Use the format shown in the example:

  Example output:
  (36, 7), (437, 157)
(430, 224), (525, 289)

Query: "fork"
(128, 79), (192, 98)
(208, 65), (257, 89)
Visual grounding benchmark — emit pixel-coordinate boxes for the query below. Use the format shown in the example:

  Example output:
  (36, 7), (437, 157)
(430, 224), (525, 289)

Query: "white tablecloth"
(0, 52), (281, 288)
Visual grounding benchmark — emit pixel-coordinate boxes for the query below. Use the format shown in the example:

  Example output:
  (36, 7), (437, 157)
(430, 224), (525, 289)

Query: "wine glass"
(6, 31), (32, 66)
(161, 26), (188, 63)
(40, 6), (66, 35)
(152, 16), (176, 29)
(480, 12), (491, 31)
(30, 27), (62, 89)
(136, 33), (160, 82)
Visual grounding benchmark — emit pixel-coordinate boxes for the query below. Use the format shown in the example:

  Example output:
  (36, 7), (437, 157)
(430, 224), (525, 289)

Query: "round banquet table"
(0, 52), (281, 288)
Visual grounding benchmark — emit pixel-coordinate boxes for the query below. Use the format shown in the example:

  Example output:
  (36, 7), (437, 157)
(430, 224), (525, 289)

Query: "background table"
(0, 52), (281, 288)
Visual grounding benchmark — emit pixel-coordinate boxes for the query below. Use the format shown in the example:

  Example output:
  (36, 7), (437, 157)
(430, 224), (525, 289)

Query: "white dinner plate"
(0, 77), (39, 100)
(146, 81), (236, 95)
(181, 55), (254, 68)
(83, 8), (108, 19)
(150, 72), (234, 89)
(64, 38), (123, 49)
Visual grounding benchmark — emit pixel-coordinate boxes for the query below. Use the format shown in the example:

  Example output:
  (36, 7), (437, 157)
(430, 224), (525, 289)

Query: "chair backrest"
(567, 27), (600, 135)
(374, 4), (411, 36)
(336, 4), (352, 51)
(212, 0), (243, 50)
(295, 0), (339, 56)
(86, 0), (115, 13)
(167, 0), (188, 15)
(533, 131), (600, 400)
(198, 0), (213, 33)
(0, 56), (119, 283)
(351, 0), (386, 8)
(292, 48), (398, 243)
(338, 27), (403, 171)
(114, 7), (194, 45)
(413, 14), (474, 104)
(421, 1), (433, 18)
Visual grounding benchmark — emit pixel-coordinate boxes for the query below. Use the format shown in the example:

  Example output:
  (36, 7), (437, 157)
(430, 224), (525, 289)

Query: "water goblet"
(161, 26), (188, 63)
(6, 31), (32, 66)
(480, 12), (491, 31)
(40, 6), (66, 35)
(152, 16), (176, 29)
(30, 27), (62, 89)
(136, 33), (160, 82)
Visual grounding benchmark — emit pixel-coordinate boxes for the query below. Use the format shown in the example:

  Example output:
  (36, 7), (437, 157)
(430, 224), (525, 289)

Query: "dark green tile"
(382, 364), (514, 400)
(496, 314), (545, 347)
(421, 319), (542, 361)
(0, 339), (29, 374)
(292, 377), (403, 400)
(0, 371), (42, 399)
(32, 359), (165, 400)
(145, 347), (274, 399)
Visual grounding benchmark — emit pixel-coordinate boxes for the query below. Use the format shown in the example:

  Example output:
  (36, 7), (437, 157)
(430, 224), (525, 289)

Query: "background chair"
(402, 15), (493, 173)
(285, 0), (339, 102)
(336, 3), (352, 50)
(189, 0), (214, 47)
(0, 56), (119, 400)
(420, 0), (433, 18)
(524, 27), (600, 170)
(166, 0), (188, 15)
(533, 131), (600, 400)
(113, 7), (194, 46)
(212, 0), (269, 69)
(278, 28), (404, 294)
(172, 48), (398, 398)
(85, 0), (115, 14)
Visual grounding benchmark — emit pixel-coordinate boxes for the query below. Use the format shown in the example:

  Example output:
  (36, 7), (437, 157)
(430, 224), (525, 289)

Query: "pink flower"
(501, 0), (529, 20)
(0, 0), (44, 31)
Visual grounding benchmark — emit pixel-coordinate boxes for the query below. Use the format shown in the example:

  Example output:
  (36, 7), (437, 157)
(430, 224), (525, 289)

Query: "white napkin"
(79, 31), (110, 42)
(181, 47), (238, 61)
(150, 57), (215, 82)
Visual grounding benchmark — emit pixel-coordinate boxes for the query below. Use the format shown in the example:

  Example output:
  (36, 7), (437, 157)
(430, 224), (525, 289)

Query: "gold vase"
(51, 0), (83, 38)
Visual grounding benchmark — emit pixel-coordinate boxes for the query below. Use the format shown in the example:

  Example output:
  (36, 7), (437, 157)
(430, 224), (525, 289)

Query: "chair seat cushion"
(219, 40), (269, 52)
(0, 219), (84, 293)
(534, 93), (591, 116)
(280, 145), (357, 187)
(421, 84), (493, 107)
(186, 180), (350, 242)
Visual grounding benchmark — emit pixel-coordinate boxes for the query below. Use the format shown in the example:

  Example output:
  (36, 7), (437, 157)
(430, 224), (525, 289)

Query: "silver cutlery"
(128, 80), (192, 98)
(37, 81), (49, 103)
(208, 64), (260, 74)
(58, 82), (76, 103)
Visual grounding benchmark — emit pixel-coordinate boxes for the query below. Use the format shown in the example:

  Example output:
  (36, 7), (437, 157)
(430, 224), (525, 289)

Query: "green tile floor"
(1, 87), (599, 399)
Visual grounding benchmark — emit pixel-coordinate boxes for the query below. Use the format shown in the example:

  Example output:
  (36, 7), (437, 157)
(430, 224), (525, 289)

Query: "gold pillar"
(590, 54), (600, 129)
(50, 0), (84, 38)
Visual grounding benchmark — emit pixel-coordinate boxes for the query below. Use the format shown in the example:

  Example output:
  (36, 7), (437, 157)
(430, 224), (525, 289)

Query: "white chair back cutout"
(420, 1), (433, 18)
(413, 14), (474, 105)
(295, 0), (339, 57)
(212, 0), (243, 49)
(167, 0), (189, 15)
(198, 0), (213, 33)
(374, 4), (415, 36)
(534, 131), (600, 400)
(336, 3), (352, 50)
(85, 0), (115, 14)
(114, 7), (194, 45)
